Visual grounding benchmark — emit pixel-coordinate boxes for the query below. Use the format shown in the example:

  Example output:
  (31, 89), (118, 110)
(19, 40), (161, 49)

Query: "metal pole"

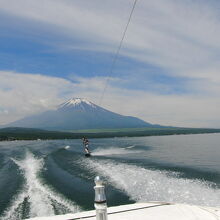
(94, 176), (108, 220)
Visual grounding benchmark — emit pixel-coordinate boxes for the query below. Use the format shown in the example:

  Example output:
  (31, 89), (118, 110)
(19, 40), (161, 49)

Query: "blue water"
(0, 133), (220, 219)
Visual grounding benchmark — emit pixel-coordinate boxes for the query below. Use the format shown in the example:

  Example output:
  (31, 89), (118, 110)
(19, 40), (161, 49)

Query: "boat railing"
(94, 176), (108, 220)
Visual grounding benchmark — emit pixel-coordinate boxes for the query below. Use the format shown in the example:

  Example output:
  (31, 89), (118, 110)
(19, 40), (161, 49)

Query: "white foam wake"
(86, 159), (220, 207)
(2, 152), (79, 220)
(92, 147), (141, 156)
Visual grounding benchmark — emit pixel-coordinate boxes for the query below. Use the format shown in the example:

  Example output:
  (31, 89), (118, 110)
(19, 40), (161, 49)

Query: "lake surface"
(0, 133), (220, 219)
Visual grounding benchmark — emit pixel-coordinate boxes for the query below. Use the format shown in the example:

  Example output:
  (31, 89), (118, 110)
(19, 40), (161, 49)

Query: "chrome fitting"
(94, 176), (108, 220)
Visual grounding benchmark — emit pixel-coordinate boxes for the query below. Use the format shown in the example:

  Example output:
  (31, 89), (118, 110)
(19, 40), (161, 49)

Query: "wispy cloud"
(0, 0), (220, 127)
(1, 0), (220, 75)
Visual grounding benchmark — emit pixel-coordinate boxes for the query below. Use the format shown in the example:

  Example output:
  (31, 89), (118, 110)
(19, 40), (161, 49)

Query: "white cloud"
(0, 71), (72, 123)
(0, 71), (219, 128)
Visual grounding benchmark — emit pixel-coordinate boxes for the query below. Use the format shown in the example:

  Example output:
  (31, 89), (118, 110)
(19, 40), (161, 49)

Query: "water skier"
(82, 137), (90, 156)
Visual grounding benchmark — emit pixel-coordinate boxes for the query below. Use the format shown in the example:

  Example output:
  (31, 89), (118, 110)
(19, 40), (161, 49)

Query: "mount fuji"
(5, 98), (160, 130)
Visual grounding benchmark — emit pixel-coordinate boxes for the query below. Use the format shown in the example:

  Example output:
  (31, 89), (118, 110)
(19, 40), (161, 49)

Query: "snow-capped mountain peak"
(58, 98), (97, 111)
(62, 98), (92, 106)
(6, 97), (155, 130)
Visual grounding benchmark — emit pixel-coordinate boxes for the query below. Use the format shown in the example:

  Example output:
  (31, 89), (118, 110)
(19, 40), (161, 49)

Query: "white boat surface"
(27, 202), (220, 220)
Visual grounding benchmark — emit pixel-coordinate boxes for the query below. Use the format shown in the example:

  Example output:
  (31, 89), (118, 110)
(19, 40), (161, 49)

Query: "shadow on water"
(0, 159), (24, 215)
(0, 154), (5, 169)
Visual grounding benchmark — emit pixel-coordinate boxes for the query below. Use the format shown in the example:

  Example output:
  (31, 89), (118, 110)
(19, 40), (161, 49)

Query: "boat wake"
(85, 158), (220, 207)
(1, 151), (79, 220)
(91, 147), (142, 156)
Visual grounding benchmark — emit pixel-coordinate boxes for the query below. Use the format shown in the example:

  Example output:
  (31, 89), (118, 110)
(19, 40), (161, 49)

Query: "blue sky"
(0, 0), (220, 127)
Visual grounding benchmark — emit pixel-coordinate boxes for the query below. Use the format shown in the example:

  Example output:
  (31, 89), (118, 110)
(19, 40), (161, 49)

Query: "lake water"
(0, 133), (220, 219)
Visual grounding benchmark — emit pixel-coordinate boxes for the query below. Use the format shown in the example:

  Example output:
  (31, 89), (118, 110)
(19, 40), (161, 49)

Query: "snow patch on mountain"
(58, 98), (97, 110)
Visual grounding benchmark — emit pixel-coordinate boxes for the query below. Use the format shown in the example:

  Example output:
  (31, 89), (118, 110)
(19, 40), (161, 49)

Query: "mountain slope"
(6, 98), (160, 130)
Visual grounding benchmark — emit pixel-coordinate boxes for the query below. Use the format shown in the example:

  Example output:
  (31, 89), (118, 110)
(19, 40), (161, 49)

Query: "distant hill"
(0, 127), (78, 141)
(5, 98), (162, 131)
(1, 127), (220, 141)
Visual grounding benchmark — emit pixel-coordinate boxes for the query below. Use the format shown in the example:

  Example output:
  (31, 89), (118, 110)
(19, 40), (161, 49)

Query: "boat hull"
(27, 202), (220, 220)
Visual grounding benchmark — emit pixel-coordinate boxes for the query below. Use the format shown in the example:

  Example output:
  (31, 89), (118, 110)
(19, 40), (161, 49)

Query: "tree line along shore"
(0, 127), (220, 141)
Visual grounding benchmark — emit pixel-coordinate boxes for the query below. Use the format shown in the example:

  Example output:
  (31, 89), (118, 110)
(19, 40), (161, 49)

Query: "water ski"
(84, 147), (91, 157)
(85, 153), (91, 157)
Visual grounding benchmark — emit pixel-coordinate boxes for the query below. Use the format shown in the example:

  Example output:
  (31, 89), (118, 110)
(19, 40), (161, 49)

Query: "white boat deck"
(28, 202), (220, 220)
